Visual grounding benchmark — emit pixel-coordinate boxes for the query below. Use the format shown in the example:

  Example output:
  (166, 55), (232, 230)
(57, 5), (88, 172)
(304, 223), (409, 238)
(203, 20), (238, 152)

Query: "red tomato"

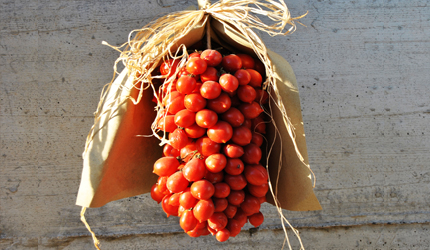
(227, 189), (245, 206)
(180, 142), (197, 162)
(226, 219), (241, 237)
(180, 210), (198, 232)
(184, 93), (207, 112)
(184, 123), (206, 138)
(153, 156), (180, 176)
(251, 132), (264, 147)
(200, 67), (219, 82)
(200, 81), (222, 99)
(160, 59), (179, 78)
(240, 195), (261, 216)
(231, 125), (252, 146)
(200, 49), (222, 67)
(243, 119), (252, 129)
(224, 174), (247, 190)
(224, 204), (237, 218)
(234, 69), (251, 85)
(223, 144), (244, 158)
(219, 74), (239, 93)
(191, 180), (215, 200)
(208, 212), (228, 230)
(251, 115), (266, 134)
(213, 197), (228, 212)
(246, 69), (263, 88)
(248, 211), (264, 227)
(238, 101), (263, 120)
(174, 109), (196, 128)
(182, 158), (206, 182)
(179, 188), (198, 209)
(163, 143), (180, 157)
(248, 183), (269, 198)
(237, 85), (257, 103)
(186, 57), (207, 75)
(222, 54), (242, 72)
(150, 183), (165, 203)
(162, 194), (179, 217)
(163, 91), (185, 115)
(220, 107), (244, 127)
(258, 195), (267, 204)
(237, 54), (255, 69)
(213, 182), (231, 198)
(233, 208), (248, 227)
(169, 128), (188, 150)
(244, 164), (268, 186)
(157, 176), (169, 195)
(224, 158), (244, 175)
(254, 88), (269, 104)
(195, 109), (218, 128)
(207, 93), (231, 114)
(207, 121), (233, 144)
(176, 75), (196, 94)
(193, 199), (215, 222)
(189, 52), (201, 58)
(205, 153), (227, 173)
(196, 136), (221, 156)
(216, 228), (230, 242)
(169, 193), (181, 206)
(204, 170), (224, 184)
(242, 143), (262, 164)
(157, 115), (176, 132)
(166, 171), (189, 193)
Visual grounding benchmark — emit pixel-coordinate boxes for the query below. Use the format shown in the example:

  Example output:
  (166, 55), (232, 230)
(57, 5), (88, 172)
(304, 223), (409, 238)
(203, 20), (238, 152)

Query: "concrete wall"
(1, 0), (429, 249)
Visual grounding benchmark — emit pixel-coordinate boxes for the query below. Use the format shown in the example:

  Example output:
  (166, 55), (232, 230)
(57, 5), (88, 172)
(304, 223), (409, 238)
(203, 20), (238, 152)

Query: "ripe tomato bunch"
(150, 48), (270, 242)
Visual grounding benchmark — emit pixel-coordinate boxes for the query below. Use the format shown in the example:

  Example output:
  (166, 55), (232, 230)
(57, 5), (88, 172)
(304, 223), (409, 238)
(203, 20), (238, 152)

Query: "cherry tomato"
(204, 170), (224, 184)
(200, 49), (222, 67)
(208, 212), (228, 231)
(222, 54), (242, 72)
(216, 228), (230, 242)
(227, 189), (245, 206)
(182, 157), (206, 182)
(196, 136), (221, 156)
(186, 57), (207, 75)
(251, 115), (266, 134)
(189, 52), (201, 58)
(207, 121), (233, 144)
(224, 204), (237, 218)
(251, 132), (264, 147)
(205, 153), (227, 173)
(244, 164), (268, 186)
(223, 144), (244, 158)
(193, 199), (215, 222)
(178, 67), (200, 82)
(176, 75), (196, 95)
(234, 69), (251, 85)
(254, 88), (269, 104)
(174, 109), (196, 128)
(184, 123), (206, 138)
(248, 211), (264, 227)
(246, 69), (263, 88)
(224, 158), (244, 175)
(248, 183), (269, 198)
(220, 108), (244, 128)
(162, 194), (179, 217)
(200, 81), (222, 99)
(184, 92), (207, 112)
(240, 195), (261, 216)
(233, 208), (248, 227)
(219, 74), (239, 93)
(169, 193), (181, 206)
(163, 91), (185, 115)
(191, 180), (215, 200)
(213, 197), (228, 212)
(243, 119), (252, 129)
(180, 142), (197, 162)
(180, 210), (198, 232)
(200, 67), (219, 83)
(237, 54), (255, 69)
(239, 101), (263, 120)
(227, 219), (242, 237)
(242, 143), (262, 164)
(166, 171), (189, 193)
(213, 182), (231, 198)
(206, 93), (231, 114)
(258, 195), (267, 204)
(224, 174), (247, 190)
(163, 143), (180, 157)
(160, 59), (179, 78)
(180, 187), (198, 209)
(157, 176), (170, 195)
(195, 109), (218, 128)
(157, 115), (176, 133)
(153, 156), (180, 176)
(231, 125), (252, 146)
(150, 183), (165, 203)
(169, 128), (188, 150)
(237, 85), (257, 103)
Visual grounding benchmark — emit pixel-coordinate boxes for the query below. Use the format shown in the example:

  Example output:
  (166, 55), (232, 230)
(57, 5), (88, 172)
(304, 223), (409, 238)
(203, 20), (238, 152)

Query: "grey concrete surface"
(1, 0), (429, 249)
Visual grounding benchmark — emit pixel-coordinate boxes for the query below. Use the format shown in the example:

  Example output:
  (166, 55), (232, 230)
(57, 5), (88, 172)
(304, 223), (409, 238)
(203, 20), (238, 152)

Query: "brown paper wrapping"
(76, 10), (321, 211)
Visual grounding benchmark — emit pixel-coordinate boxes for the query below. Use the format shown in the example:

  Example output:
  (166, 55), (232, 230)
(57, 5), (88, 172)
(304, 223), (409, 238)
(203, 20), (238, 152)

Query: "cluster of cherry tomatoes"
(150, 48), (270, 242)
